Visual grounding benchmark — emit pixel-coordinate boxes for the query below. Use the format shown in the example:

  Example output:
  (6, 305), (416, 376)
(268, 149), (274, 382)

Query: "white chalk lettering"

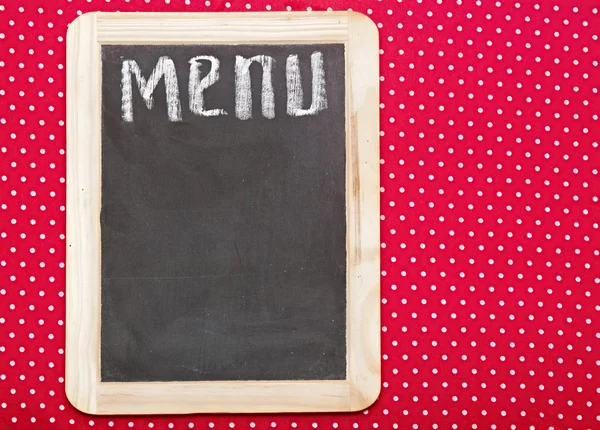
(121, 56), (182, 122)
(234, 55), (275, 120)
(188, 55), (227, 117)
(286, 51), (327, 117)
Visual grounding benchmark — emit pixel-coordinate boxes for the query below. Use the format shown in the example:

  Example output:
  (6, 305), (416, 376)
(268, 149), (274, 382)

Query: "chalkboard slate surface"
(100, 44), (347, 382)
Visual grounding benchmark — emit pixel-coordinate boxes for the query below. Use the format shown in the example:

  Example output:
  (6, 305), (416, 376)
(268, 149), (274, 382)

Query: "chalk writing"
(287, 51), (327, 117)
(189, 55), (227, 117)
(235, 55), (275, 120)
(121, 51), (328, 122)
(121, 56), (182, 122)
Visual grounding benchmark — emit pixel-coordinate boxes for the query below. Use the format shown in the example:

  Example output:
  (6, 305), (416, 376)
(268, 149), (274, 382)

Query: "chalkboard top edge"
(68, 11), (378, 46)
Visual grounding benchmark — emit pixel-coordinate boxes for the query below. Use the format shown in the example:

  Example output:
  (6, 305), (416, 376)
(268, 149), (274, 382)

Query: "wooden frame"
(66, 11), (380, 415)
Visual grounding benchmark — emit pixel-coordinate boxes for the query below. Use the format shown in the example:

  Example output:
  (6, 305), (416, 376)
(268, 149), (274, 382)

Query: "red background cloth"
(1, 0), (599, 428)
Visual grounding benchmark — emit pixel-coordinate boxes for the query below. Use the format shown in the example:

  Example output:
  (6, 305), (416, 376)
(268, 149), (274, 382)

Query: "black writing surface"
(100, 44), (347, 382)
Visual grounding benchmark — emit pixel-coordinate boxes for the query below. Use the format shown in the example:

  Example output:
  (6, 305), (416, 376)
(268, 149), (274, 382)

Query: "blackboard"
(100, 44), (347, 382)
(66, 11), (379, 414)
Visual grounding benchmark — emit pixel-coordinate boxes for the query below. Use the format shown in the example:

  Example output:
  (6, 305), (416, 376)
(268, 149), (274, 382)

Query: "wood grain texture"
(65, 12), (101, 415)
(96, 12), (349, 44)
(346, 11), (381, 411)
(96, 381), (351, 414)
(65, 11), (380, 414)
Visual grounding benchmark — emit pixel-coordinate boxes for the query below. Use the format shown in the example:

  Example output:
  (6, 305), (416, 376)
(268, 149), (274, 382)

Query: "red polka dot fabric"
(1, 0), (599, 428)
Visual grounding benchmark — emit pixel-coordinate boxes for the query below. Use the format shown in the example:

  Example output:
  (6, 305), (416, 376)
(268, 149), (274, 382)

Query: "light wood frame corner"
(66, 11), (380, 415)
